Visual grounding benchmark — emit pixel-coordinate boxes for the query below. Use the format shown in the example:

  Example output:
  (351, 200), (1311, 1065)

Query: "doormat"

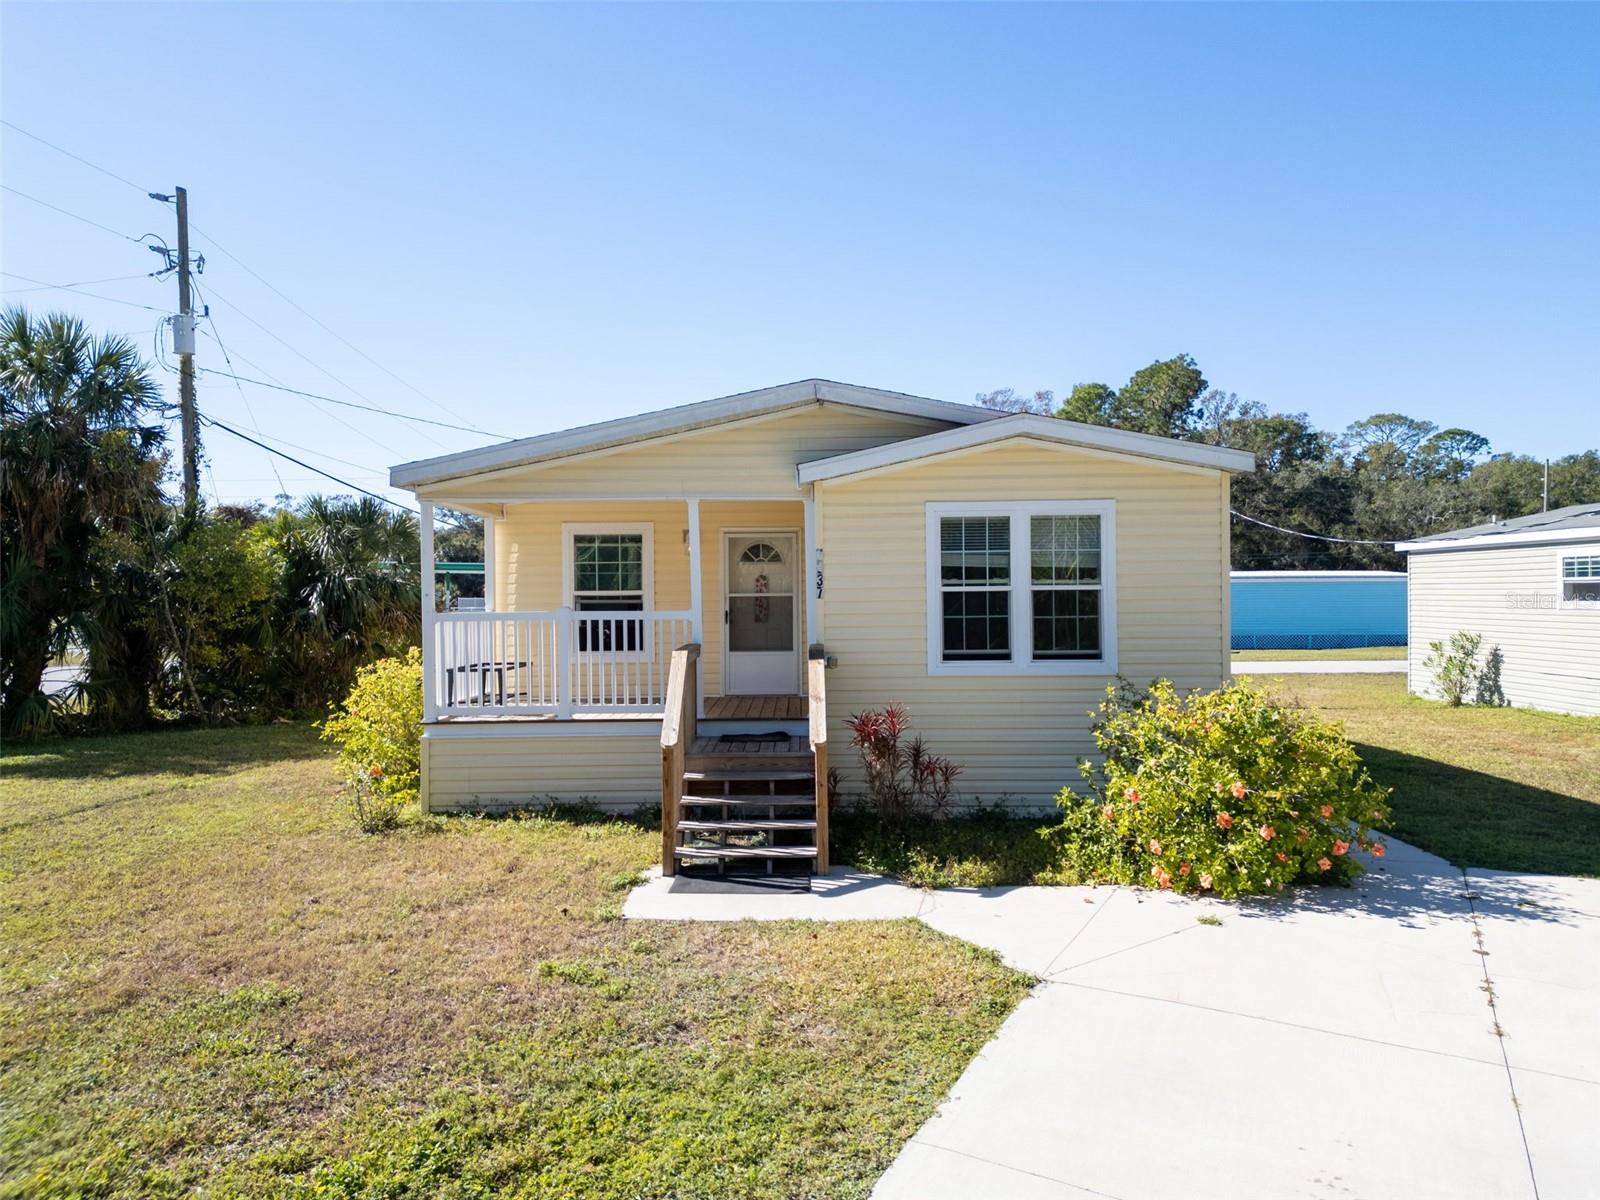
(715, 731), (792, 743)
(669, 874), (812, 895)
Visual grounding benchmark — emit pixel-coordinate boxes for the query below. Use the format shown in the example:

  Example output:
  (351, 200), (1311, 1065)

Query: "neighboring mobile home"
(390, 380), (1255, 873)
(1397, 504), (1600, 716)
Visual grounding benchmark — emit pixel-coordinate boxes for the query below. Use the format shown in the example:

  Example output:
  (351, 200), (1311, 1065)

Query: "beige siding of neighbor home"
(816, 440), (1231, 808)
(1407, 542), (1600, 716)
(422, 731), (661, 812)
(430, 404), (955, 501)
(489, 499), (805, 697)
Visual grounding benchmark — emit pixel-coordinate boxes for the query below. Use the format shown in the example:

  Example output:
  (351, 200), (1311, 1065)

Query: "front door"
(723, 532), (800, 695)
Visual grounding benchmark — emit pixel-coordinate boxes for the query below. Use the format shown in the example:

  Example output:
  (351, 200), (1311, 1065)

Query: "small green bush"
(319, 648), (423, 832)
(1425, 630), (1483, 706)
(1054, 679), (1391, 899)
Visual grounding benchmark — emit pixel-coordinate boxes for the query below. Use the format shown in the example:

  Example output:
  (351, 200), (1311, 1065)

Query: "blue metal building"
(1230, 571), (1407, 650)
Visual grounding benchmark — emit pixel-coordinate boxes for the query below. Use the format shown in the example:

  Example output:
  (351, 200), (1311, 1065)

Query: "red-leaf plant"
(845, 702), (964, 823)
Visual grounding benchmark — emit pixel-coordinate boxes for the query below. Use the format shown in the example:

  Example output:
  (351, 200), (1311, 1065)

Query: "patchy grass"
(1251, 673), (1600, 876)
(833, 807), (1070, 889)
(1233, 645), (1408, 661)
(0, 725), (1031, 1199)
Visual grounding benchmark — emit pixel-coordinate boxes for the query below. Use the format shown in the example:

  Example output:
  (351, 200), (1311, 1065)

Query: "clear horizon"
(3, 2), (1596, 510)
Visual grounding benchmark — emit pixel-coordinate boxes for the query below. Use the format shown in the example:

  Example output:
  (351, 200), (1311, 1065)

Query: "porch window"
(564, 525), (653, 651)
(926, 502), (1117, 675)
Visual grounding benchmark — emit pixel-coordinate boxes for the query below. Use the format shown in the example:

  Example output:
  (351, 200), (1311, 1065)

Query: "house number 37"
(814, 549), (824, 599)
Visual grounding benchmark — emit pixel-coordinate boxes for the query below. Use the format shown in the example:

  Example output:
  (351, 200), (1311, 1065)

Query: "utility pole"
(173, 186), (200, 510)
(1544, 459), (1551, 513)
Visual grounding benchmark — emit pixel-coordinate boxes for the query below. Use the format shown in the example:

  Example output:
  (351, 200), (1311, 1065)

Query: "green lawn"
(0, 726), (1030, 1200)
(1233, 645), (1408, 661)
(839, 673), (1600, 885)
(1253, 673), (1600, 875)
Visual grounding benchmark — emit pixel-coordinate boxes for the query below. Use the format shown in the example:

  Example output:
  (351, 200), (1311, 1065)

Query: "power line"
(196, 408), (399, 476)
(192, 301), (288, 496)
(200, 413), (420, 516)
(0, 271), (169, 313)
(0, 119), (149, 194)
(0, 272), (155, 294)
(199, 411), (469, 530)
(0, 184), (164, 246)
(193, 278), (408, 458)
(186, 223), (487, 432)
(194, 365), (510, 437)
(1230, 510), (1399, 546)
(3, 120), (490, 438)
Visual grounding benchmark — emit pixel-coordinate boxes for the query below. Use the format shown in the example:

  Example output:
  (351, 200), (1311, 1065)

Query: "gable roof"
(795, 413), (1257, 483)
(1396, 502), (1600, 553)
(389, 379), (1001, 490)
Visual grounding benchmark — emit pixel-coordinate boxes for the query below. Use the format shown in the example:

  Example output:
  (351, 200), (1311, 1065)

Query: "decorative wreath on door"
(740, 542), (783, 624)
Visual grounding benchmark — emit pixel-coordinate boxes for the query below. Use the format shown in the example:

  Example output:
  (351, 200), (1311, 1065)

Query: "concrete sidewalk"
(1232, 658), (1407, 674)
(626, 847), (1598, 1199)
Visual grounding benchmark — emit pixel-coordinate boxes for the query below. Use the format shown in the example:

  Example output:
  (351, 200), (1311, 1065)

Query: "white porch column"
(420, 501), (437, 721)
(482, 514), (496, 612)
(686, 498), (703, 718)
(803, 488), (821, 646)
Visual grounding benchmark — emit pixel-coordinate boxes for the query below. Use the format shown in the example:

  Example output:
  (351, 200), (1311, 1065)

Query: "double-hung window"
(563, 524), (652, 651)
(1559, 551), (1600, 609)
(926, 502), (1115, 674)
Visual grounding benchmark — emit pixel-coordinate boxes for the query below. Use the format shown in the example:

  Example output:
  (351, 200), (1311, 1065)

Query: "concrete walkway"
(625, 846), (1598, 1199)
(1232, 658), (1407, 674)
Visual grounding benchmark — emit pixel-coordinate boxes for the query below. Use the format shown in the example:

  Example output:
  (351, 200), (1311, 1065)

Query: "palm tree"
(0, 309), (165, 735)
(262, 495), (420, 708)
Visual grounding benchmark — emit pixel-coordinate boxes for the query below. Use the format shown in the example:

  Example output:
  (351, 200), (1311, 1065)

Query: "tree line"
(978, 355), (1598, 570)
(1, 309), (441, 738)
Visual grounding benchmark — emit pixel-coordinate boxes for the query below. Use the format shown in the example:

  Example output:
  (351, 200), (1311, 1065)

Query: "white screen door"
(724, 532), (799, 694)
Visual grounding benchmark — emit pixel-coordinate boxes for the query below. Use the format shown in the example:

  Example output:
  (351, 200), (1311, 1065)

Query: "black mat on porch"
(713, 731), (792, 743)
(668, 873), (812, 895)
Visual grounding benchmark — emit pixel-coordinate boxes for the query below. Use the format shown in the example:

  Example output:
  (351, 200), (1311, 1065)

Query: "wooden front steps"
(660, 645), (830, 877)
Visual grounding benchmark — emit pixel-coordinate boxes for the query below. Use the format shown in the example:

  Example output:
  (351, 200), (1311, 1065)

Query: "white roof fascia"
(796, 414), (1256, 484)
(389, 380), (1000, 491)
(1397, 527), (1600, 554)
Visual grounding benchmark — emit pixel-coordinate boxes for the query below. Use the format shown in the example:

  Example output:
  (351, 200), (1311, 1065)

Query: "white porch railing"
(430, 609), (695, 718)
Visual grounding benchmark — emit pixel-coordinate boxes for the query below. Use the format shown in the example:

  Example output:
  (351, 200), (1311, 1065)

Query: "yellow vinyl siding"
(488, 498), (806, 697)
(431, 404), (954, 500)
(422, 731), (661, 812)
(1407, 543), (1600, 716)
(816, 440), (1229, 807)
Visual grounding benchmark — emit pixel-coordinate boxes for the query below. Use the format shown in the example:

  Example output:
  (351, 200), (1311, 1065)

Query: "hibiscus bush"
(1053, 679), (1391, 898)
(320, 648), (423, 832)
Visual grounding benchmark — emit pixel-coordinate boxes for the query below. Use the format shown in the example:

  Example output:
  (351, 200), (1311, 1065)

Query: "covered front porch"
(418, 497), (818, 722)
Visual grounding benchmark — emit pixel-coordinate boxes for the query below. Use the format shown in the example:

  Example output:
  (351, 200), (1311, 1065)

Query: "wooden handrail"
(807, 644), (829, 873)
(660, 643), (700, 876)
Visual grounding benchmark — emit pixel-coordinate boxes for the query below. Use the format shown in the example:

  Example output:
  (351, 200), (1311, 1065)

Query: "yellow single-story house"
(390, 379), (1255, 874)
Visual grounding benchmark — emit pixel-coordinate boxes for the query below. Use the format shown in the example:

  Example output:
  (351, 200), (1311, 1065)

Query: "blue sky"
(3, 3), (1596, 508)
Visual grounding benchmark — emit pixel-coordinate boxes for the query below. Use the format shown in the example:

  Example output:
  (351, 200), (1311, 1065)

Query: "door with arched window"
(723, 531), (800, 694)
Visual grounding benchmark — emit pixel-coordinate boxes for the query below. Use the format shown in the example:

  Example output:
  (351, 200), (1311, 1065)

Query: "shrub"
(1425, 630), (1482, 706)
(845, 703), (963, 822)
(320, 648), (423, 832)
(1054, 679), (1391, 899)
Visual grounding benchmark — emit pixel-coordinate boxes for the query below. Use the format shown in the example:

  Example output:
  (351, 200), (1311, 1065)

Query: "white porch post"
(803, 488), (821, 646)
(482, 514), (496, 612)
(686, 498), (703, 718)
(420, 501), (437, 721)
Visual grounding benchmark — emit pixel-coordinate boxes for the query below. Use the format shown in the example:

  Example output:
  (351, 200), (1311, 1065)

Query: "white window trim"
(1556, 542), (1600, 612)
(561, 523), (655, 610)
(925, 500), (1117, 676)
